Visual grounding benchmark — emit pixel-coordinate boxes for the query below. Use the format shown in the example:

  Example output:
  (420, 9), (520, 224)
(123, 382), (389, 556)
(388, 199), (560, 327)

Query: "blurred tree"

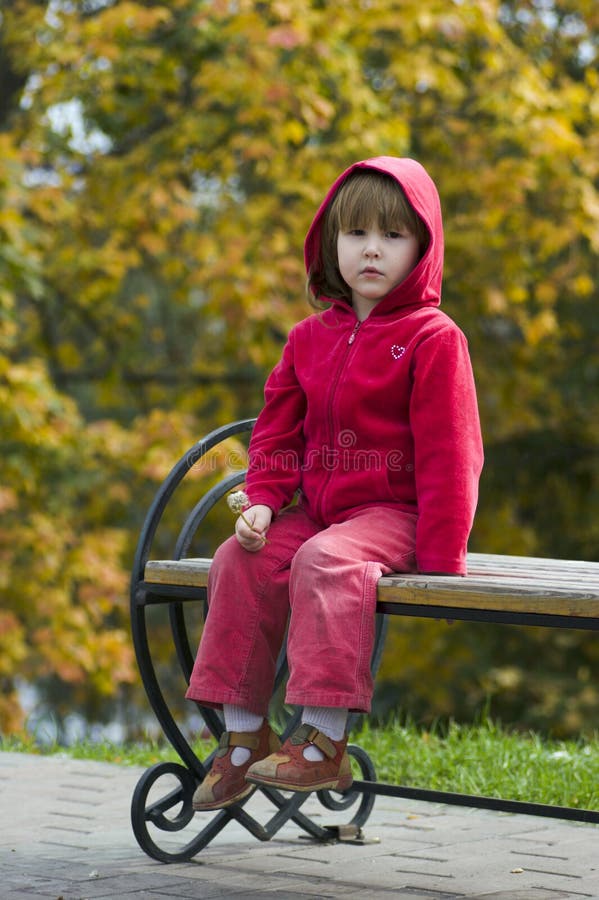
(0, 0), (597, 735)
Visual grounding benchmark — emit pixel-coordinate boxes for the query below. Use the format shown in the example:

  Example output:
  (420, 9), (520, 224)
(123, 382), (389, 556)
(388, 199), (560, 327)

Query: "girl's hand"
(235, 504), (272, 551)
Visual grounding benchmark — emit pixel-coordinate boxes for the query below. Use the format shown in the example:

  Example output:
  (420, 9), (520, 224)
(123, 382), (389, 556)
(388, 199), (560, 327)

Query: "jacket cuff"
(244, 491), (281, 517)
(416, 555), (467, 576)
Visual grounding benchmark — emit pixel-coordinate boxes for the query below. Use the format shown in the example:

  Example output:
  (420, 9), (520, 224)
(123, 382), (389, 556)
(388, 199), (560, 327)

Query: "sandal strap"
(216, 729), (263, 757)
(290, 724), (336, 759)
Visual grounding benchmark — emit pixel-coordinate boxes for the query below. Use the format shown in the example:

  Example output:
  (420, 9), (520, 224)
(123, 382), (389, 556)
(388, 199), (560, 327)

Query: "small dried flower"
(227, 490), (250, 514)
(227, 490), (268, 544)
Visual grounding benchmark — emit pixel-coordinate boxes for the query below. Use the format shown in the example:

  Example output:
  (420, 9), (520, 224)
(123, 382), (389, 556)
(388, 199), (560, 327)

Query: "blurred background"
(1, 0), (597, 744)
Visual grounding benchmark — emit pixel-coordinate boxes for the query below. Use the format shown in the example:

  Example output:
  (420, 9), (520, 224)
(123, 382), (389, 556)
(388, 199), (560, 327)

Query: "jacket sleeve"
(244, 330), (307, 515)
(410, 325), (484, 575)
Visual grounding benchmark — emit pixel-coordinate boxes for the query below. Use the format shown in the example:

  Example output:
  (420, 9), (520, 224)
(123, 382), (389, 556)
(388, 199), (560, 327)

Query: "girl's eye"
(343, 228), (408, 238)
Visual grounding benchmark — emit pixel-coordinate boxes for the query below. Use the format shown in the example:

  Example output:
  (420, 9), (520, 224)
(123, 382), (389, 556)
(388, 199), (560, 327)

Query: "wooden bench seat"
(139, 548), (599, 831)
(144, 552), (599, 621)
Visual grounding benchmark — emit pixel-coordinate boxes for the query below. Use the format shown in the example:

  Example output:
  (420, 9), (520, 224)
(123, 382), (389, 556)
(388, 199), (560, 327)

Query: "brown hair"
(307, 169), (429, 308)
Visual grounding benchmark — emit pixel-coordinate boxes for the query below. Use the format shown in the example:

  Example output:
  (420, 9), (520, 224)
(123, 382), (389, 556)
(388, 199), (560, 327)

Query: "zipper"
(348, 321), (361, 345)
(317, 320), (361, 522)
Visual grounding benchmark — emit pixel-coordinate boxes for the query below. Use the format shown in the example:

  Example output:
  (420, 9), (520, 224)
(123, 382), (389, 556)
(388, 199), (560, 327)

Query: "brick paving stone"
(1, 751), (598, 899)
(464, 893), (570, 900)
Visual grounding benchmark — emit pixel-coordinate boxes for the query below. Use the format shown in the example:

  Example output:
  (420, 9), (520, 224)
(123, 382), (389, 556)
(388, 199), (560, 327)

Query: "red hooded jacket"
(245, 157), (483, 575)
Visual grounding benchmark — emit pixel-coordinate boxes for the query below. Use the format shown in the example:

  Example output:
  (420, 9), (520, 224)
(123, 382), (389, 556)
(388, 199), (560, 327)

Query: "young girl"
(186, 156), (484, 811)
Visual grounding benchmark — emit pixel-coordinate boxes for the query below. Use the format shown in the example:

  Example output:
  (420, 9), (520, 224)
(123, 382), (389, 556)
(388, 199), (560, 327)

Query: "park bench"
(130, 419), (599, 863)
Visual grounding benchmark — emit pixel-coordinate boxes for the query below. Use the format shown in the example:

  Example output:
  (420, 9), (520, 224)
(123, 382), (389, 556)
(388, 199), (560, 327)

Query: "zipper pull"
(348, 322), (360, 345)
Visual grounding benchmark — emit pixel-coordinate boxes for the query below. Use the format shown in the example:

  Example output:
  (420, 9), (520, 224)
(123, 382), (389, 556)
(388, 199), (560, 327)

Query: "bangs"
(331, 170), (422, 235)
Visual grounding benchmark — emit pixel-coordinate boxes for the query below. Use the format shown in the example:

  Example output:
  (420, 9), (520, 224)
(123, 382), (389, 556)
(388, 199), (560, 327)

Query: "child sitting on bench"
(186, 156), (483, 811)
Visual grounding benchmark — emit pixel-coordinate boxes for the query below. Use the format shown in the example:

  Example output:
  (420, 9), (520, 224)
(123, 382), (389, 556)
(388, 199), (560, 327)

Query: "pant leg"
(185, 505), (321, 716)
(285, 506), (417, 713)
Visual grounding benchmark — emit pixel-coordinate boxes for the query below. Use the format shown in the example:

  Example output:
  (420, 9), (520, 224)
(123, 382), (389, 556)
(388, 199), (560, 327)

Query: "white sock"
(301, 706), (348, 761)
(223, 704), (263, 766)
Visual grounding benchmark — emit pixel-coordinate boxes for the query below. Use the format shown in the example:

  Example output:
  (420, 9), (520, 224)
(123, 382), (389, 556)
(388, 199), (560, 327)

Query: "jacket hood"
(304, 156), (444, 315)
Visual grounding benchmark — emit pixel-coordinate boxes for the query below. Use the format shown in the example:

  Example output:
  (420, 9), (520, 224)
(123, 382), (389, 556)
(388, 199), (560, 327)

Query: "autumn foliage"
(1, 0), (598, 737)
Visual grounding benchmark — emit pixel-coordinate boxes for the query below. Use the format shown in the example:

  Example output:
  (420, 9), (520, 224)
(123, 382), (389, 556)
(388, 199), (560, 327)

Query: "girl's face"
(336, 223), (420, 319)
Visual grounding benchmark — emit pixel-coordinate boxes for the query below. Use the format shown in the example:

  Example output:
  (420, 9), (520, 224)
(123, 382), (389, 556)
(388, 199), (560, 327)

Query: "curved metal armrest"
(130, 417), (256, 586)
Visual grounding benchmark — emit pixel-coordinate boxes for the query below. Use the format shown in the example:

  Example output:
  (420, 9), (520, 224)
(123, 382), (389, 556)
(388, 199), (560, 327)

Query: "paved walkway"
(0, 751), (597, 899)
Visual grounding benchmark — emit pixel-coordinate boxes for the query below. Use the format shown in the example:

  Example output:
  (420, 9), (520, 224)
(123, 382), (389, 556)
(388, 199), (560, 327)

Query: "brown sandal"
(192, 720), (281, 811)
(245, 723), (353, 793)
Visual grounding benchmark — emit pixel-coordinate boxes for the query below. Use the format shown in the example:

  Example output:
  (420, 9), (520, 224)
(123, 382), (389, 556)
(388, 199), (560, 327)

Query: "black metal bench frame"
(130, 419), (599, 863)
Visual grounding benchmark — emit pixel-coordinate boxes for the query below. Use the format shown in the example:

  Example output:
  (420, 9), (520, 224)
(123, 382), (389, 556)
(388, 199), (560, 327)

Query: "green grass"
(352, 719), (599, 810)
(0, 732), (191, 768)
(2, 719), (598, 810)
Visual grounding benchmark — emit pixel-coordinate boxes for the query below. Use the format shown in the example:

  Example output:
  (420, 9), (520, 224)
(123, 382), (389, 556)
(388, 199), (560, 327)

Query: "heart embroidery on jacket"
(391, 344), (406, 359)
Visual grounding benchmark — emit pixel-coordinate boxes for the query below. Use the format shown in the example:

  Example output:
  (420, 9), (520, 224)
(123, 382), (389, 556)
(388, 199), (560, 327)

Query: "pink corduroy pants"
(185, 504), (417, 715)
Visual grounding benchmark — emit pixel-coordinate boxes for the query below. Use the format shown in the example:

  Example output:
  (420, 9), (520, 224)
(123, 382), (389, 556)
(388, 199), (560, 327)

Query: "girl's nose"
(364, 232), (380, 256)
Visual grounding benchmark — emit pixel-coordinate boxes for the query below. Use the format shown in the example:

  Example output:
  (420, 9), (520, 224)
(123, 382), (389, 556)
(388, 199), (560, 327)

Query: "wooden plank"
(376, 575), (599, 617)
(470, 574), (598, 586)
(465, 570), (599, 586)
(145, 558), (211, 587)
(143, 555), (599, 617)
(469, 568), (599, 580)
(468, 552), (597, 569)
(466, 554), (599, 579)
